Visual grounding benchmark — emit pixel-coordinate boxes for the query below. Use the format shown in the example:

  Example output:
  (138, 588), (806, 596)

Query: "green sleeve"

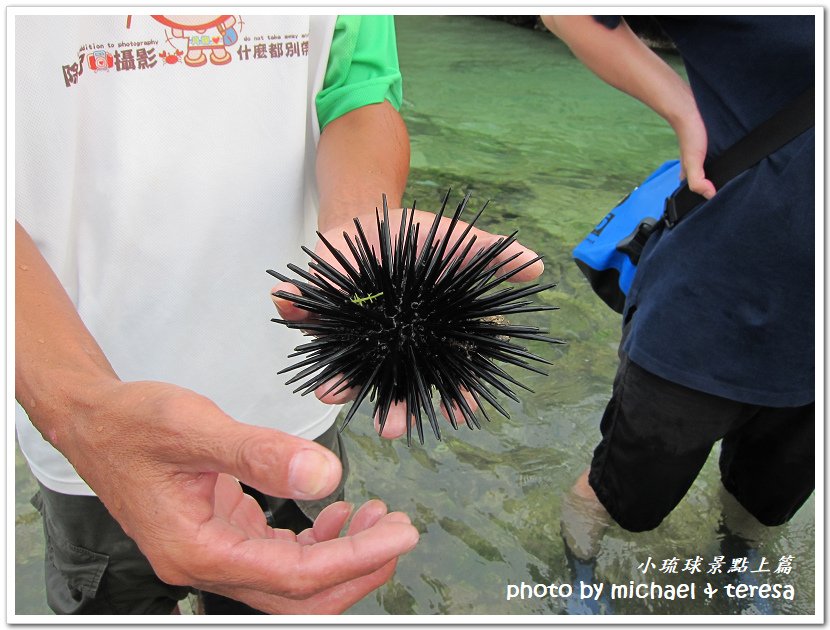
(315, 15), (403, 131)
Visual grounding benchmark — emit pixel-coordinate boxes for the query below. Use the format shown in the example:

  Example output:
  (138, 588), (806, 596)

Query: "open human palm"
(62, 379), (419, 614)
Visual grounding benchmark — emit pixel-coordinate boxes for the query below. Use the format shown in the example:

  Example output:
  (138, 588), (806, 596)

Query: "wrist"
(19, 365), (123, 463)
(660, 82), (701, 133)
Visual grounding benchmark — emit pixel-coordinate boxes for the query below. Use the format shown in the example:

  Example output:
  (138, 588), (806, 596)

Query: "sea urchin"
(267, 191), (563, 445)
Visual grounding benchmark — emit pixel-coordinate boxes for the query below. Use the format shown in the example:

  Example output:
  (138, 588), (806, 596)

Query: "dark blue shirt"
(605, 16), (815, 406)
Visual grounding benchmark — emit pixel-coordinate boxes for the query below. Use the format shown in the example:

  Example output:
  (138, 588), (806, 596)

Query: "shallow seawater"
(341, 15), (816, 617)
(13, 15), (815, 617)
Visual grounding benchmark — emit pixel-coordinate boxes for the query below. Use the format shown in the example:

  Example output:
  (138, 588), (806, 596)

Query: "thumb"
(684, 162), (716, 200)
(494, 238), (545, 282)
(470, 231), (544, 283)
(193, 414), (343, 501)
(271, 281), (310, 322)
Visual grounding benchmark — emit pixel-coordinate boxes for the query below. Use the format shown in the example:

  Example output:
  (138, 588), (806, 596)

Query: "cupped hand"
(271, 206), (545, 440)
(64, 379), (419, 614)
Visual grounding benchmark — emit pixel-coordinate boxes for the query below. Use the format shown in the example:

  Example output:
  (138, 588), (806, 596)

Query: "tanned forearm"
(315, 100), (410, 232)
(15, 221), (120, 458)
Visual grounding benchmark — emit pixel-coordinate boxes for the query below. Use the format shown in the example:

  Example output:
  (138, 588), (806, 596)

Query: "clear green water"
(14, 15), (815, 617)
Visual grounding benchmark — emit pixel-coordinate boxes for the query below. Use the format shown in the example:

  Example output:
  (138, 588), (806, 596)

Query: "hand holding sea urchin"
(267, 191), (564, 445)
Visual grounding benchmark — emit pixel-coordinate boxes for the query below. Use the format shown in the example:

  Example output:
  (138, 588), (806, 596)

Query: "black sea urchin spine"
(267, 191), (564, 445)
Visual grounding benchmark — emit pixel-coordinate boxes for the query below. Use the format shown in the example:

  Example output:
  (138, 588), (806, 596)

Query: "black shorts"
(588, 353), (815, 533)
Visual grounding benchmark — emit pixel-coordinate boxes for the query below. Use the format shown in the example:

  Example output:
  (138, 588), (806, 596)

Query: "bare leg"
(560, 468), (611, 561)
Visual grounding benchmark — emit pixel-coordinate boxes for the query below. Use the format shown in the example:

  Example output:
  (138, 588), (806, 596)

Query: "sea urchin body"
(267, 191), (563, 445)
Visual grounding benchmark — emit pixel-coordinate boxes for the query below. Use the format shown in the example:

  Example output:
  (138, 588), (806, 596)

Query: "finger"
(294, 518), (416, 590)
(383, 511), (414, 526)
(489, 238), (545, 282)
(374, 403), (409, 439)
(345, 499), (389, 536)
(448, 226), (542, 284)
(285, 559), (399, 614)
(304, 501), (353, 544)
(375, 391), (482, 439)
(228, 519), (419, 596)
(683, 163), (717, 200)
(406, 208), (543, 283)
(271, 528), (299, 542)
(688, 176), (717, 199)
(191, 412), (343, 502)
(205, 558), (400, 614)
(297, 499), (395, 545)
(212, 474), (272, 539)
(439, 387), (479, 427)
(271, 281), (310, 322)
(315, 376), (358, 404)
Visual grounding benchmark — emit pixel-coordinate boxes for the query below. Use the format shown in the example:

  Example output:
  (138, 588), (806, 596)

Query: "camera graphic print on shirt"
(62, 15), (311, 87)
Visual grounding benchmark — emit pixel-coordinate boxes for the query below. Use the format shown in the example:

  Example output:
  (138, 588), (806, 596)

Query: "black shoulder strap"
(664, 85), (814, 227)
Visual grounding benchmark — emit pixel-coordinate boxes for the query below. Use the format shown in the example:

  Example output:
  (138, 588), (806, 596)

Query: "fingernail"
(288, 449), (336, 497)
(403, 526), (420, 551)
(518, 242), (544, 273)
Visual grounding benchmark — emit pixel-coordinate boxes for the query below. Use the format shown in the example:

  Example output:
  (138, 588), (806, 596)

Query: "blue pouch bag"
(573, 160), (682, 313)
(572, 87), (813, 314)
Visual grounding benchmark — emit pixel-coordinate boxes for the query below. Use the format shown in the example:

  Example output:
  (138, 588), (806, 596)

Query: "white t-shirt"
(15, 14), (341, 495)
